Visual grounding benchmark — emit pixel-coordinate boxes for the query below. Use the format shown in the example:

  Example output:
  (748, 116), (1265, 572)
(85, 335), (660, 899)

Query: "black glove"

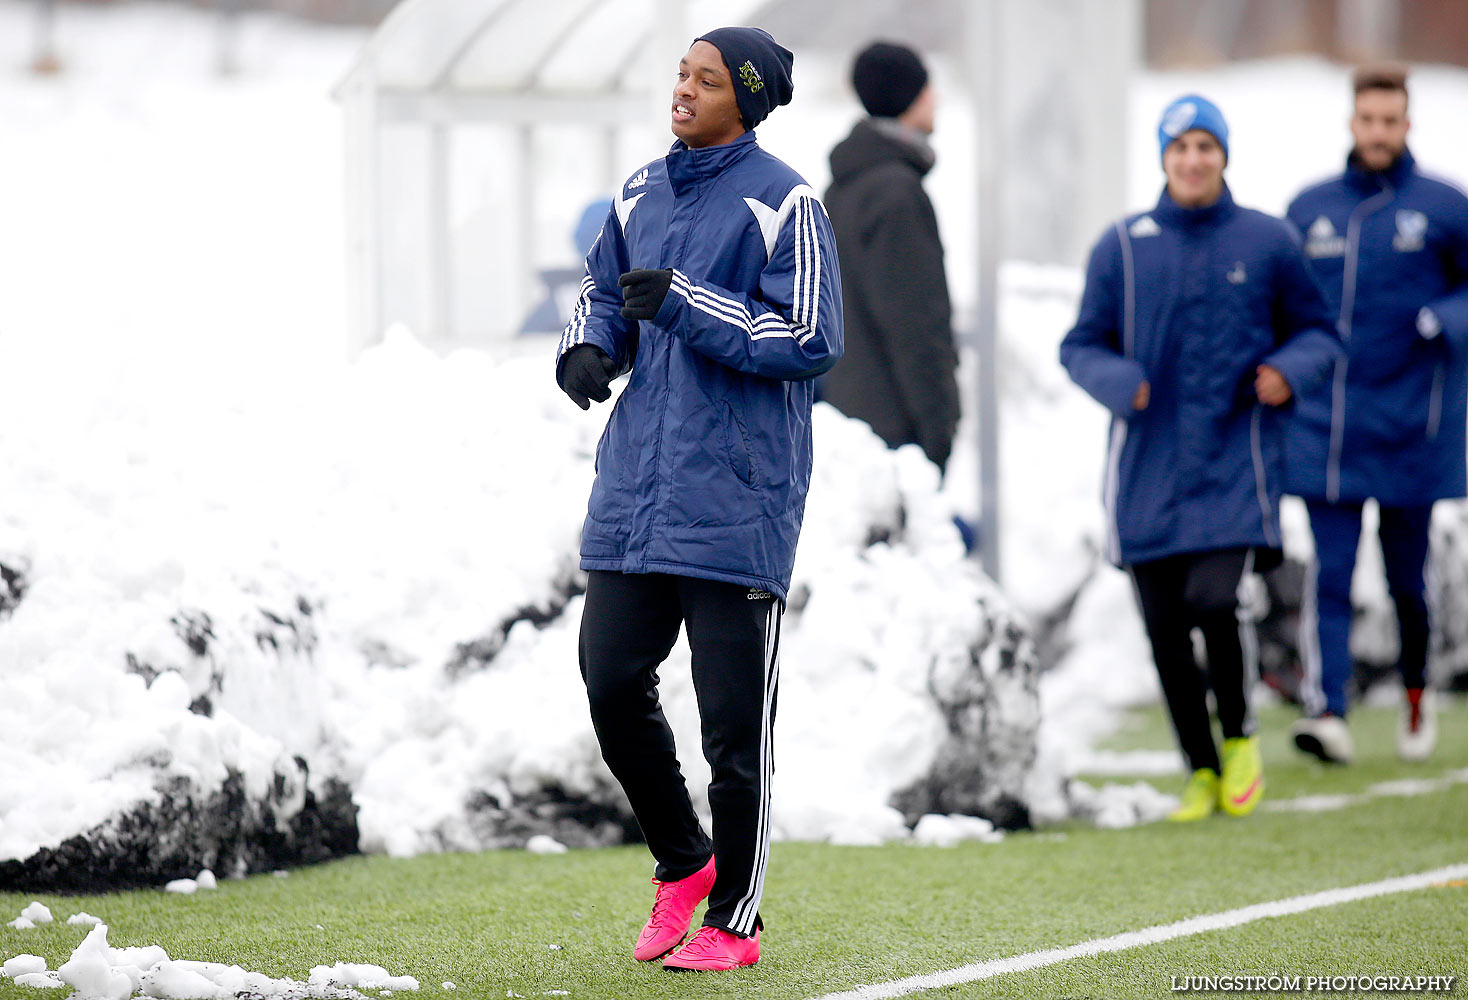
(559, 344), (619, 410)
(618, 268), (673, 321)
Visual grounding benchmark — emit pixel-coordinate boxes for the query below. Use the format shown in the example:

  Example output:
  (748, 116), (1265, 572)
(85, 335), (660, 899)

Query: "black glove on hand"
(618, 268), (673, 321)
(559, 344), (619, 410)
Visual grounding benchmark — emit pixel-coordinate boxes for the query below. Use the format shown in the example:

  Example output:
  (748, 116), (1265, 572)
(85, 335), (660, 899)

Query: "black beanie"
(694, 26), (794, 129)
(852, 41), (928, 118)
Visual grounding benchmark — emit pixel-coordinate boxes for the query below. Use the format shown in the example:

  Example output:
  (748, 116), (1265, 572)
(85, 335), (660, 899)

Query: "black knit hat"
(852, 41), (928, 118)
(694, 27), (794, 129)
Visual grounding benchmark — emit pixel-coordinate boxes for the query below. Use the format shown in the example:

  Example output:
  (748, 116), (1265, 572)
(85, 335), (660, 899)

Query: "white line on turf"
(806, 862), (1468, 1000)
(1264, 767), (1468, 813)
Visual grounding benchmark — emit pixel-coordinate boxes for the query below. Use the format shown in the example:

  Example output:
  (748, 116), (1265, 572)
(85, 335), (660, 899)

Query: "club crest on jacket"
(1129, 215), (1160, 238)
(1393, 209), (1427, 252)
(1305, 215), (1345, 258)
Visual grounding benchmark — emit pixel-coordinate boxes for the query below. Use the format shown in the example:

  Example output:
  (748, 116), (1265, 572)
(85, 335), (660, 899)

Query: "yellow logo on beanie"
(738, 60), (765, 93)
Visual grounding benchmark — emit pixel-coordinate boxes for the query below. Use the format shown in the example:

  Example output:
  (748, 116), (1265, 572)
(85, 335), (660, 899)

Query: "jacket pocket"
(595, 401), (633, 496)
(722, 402), (759, 490)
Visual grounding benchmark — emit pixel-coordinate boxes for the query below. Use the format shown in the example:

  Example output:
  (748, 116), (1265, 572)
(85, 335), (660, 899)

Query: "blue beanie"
(1157, 94), (1229, 163)
(694, 27), (794, 128)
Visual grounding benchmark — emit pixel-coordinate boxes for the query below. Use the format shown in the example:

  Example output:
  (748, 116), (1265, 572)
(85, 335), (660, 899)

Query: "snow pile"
(1430, 503), (1468, 684)
(327, 366), (1042, 852)
(910, 813), (1004, 847)
(1067, 780), (1179, 830)
(0, 663), (356, 889)
(0, 922), (421, 1000)
(784, 418), (1041, 836)
(7, 902), (53, 931)
(164, 870), (218, 894)
(0, 315), (1043, 878)
(8, 971), (64, 992)
(307, 962), (420, 994)
(4, 955), (49, 979)
(524, 835), (567, 856)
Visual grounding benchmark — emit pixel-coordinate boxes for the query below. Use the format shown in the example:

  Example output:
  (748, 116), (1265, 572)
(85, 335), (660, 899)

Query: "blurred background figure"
(1285, 64), (1468, 766)
(821, 41), (961, 477)
(1060, 94), (1340, 822)
(520, 197), (613, 335)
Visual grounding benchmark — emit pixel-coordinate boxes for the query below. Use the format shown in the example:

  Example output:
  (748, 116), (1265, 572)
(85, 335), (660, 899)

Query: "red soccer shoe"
(662, 926), (760, 971)
(632, 856), (716, 961)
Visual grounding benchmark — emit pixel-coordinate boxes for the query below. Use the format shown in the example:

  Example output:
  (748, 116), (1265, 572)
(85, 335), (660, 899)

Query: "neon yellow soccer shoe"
(1220, 736), (1264, 816)
(1169, 768), (1219, 822)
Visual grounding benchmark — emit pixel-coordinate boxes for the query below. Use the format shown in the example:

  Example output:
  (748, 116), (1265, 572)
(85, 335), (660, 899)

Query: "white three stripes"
(669, 193), (823, 348)
(560, 192), (825, 361)
(730, 601), (781, 935)
(559, 273), (596, 358)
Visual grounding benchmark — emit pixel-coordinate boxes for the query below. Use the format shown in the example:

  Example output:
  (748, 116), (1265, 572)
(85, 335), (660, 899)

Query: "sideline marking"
(807, 863), (1468, 1000)
(1264, 768), (1468, 813)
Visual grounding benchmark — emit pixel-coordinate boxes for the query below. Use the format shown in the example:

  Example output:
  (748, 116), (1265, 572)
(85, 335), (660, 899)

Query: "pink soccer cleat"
(632, 856), (716, 962)
(662, 926), (760, 971)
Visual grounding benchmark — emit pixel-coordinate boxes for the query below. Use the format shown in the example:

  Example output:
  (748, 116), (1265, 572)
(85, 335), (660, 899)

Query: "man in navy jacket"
(554, 27), (842, 972)
(1285, 65), (1468, 765)
(1062, 95), (1340, 822)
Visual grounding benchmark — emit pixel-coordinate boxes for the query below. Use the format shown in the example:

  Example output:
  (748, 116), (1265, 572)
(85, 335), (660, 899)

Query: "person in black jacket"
(822, 41), (960, 473)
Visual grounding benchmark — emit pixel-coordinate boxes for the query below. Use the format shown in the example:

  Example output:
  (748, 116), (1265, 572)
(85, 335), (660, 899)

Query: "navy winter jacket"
(557, 131), (844, 600)
(1061, 186), (1341, 566)
(1285, 150), (1468, 505)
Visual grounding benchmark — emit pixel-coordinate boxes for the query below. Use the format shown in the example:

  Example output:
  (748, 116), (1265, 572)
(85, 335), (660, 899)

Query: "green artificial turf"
(1, 700), (1463, 1000)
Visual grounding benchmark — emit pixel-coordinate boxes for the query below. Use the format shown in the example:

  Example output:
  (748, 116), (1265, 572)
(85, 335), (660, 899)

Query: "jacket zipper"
(1105, 219), (1139, 565)
(1327, 184), (1394, 502)
(1250, 404), (1279, 547)
(637, 173), (706, 567)
(1427, 361), (1445, 439)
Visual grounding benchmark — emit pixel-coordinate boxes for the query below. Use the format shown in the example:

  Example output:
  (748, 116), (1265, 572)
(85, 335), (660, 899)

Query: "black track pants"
(1130, 548), (1259, 775)
(579, 570), (781, 938)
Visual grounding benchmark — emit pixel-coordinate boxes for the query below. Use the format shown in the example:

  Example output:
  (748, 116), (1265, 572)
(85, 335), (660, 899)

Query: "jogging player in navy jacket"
(1062, 95), (1340, 823)
(1285, 65), (1468, 765)
(554, 26), (842, 972)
